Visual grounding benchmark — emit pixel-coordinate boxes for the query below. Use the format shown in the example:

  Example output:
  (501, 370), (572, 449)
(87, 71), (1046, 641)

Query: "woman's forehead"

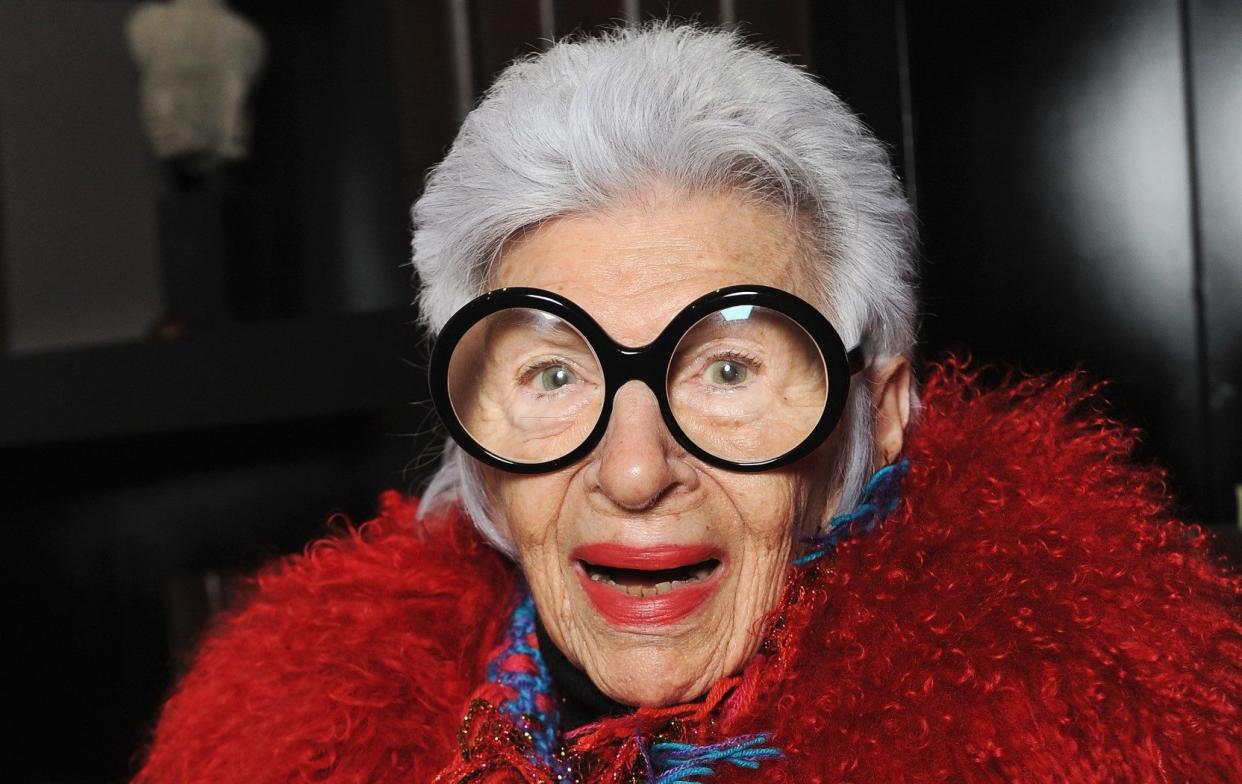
(491, 191), (809, 343)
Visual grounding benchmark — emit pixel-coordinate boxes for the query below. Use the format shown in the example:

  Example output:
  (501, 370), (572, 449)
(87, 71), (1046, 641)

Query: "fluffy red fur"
(134, 361), (1242, 782)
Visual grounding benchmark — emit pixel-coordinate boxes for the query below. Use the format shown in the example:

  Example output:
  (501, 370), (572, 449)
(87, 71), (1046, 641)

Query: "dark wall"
(0, 0), (163, 352)
(4, 3), (426, 782)
(219, 0), (412, 320)
(912, 1), (1208, 521)
(813, 0), (1241, 529)
(1191, 0), (1242, 537)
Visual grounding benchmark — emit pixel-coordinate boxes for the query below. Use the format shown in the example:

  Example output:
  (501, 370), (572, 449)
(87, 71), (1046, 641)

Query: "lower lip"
(574, 562), (725, 627)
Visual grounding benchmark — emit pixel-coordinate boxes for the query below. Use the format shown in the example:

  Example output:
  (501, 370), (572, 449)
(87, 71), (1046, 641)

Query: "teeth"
(586, 567), (713, 596)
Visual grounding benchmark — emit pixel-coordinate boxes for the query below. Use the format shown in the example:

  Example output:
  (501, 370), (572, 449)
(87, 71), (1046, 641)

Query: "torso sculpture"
(126, 0), (265, 170)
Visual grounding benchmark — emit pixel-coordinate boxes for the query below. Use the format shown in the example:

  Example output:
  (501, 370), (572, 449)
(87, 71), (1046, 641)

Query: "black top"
(532, 611), (630, 732)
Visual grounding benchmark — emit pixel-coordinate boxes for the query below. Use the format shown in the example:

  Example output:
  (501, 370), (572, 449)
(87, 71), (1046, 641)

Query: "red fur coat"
(134, 363), (1242, 782)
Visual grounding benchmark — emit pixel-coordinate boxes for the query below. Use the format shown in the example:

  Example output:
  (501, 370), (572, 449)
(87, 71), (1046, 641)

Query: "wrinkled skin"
(484, 188), (910, 707)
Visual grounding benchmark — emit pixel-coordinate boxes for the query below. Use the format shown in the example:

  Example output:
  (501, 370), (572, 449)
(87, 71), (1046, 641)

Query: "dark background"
(1, 1), (1238, 781)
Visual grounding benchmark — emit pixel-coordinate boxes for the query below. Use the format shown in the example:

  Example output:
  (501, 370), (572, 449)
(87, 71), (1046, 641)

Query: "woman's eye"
(537, 365), (578, 391)
(707, 359), (748, 386)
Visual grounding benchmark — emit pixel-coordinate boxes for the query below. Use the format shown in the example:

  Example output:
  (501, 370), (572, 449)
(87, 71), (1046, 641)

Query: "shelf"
(0, 309), (428, 448)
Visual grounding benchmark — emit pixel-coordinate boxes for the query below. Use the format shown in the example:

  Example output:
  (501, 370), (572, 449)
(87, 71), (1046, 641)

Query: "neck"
(532, 611), (629, 731)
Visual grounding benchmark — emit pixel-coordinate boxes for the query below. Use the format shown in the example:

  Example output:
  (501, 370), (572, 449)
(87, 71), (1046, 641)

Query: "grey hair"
(411, 24), (918, 557)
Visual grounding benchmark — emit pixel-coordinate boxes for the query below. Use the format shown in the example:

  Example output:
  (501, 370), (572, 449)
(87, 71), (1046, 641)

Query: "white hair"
(411, 24), (918, 556)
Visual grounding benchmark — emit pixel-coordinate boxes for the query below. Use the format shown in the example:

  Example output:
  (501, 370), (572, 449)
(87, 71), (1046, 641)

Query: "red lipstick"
(572, 543), (725, 627)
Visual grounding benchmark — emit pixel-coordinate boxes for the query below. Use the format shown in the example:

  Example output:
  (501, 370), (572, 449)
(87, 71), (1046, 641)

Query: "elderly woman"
(136, 25), (1242, 782)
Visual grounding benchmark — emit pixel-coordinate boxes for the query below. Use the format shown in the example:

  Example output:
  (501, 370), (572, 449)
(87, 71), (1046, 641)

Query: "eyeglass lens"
(445, 304), (829, 466)
(668, 304), (828, 463)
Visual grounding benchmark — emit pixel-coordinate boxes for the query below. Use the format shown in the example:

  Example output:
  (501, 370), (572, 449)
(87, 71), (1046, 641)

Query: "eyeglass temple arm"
(847, 345), (866, 376)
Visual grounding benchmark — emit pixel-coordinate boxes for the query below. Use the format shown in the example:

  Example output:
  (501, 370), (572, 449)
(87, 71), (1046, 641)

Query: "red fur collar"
(135, 361), (1242, 782)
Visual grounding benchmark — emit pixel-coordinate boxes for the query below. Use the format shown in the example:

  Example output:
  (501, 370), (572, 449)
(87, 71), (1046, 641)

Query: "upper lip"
(572, 542), (723, 570)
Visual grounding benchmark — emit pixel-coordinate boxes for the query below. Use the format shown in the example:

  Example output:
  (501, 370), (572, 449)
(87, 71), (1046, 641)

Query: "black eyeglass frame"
(429, 284), (866, 474)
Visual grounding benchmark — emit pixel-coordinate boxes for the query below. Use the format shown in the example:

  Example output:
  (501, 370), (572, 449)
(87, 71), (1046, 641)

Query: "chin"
(586, 634), (732, 708)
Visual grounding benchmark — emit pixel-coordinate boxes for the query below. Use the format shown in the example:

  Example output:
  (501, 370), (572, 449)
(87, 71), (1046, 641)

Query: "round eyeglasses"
(429, 285), (865, 474)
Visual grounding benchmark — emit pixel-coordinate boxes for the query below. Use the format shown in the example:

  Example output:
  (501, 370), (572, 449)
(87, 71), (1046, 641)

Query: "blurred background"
(1, 0), (1238, 781)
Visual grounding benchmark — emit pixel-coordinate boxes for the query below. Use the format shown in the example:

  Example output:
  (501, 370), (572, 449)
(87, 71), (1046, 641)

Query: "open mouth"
(572, 543), (726, 626)
(580, 559), (720, 597)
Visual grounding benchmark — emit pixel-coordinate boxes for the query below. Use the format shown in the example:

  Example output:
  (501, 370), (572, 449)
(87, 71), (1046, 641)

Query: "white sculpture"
(126, 0), (266, 169)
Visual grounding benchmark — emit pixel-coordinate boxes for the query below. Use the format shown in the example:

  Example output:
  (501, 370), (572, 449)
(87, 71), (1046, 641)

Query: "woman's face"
(486, 189), (834, 707)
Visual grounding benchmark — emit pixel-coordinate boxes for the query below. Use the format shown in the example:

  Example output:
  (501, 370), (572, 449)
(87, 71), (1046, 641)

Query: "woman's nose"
(587, 381), (695, 512)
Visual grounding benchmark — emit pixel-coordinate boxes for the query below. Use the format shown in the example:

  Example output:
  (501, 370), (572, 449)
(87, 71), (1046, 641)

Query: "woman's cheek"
(493, 472), (570, 552)
(730, 474), (804, 540)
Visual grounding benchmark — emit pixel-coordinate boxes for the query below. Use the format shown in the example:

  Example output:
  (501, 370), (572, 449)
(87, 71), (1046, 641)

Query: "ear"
(870, 356), (912, 467)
